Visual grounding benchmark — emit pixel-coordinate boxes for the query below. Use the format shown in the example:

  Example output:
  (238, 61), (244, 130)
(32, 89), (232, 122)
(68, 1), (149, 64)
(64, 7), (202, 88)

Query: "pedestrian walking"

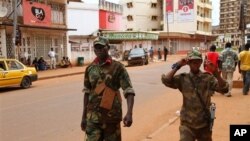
(158, 47), (162, 60)
(204, 44), (219, 74)
(48, 48), (56, 69)
(163, 46), (169, 61)
(218, 42), (238, 97)
(149, 47), (154, 62)
(238, 43), (250, 95)
(161, 50), (228, 141)
(81, 36), (135, 141)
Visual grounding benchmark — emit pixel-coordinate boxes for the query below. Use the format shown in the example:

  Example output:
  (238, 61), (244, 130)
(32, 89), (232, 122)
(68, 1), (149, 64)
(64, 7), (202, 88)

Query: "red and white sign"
(178, 0), (194, 22)
(99, 10), (121, 30)
(166, 0), (174, 23)
(23, 0), (51, 27)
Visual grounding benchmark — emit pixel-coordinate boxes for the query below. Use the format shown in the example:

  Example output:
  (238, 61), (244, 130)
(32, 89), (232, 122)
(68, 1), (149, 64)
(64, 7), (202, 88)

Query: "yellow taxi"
(0, 58), (38, 88)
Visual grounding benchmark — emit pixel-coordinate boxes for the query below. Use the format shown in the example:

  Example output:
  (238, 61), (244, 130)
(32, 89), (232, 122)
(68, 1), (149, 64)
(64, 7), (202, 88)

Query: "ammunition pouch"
(95, 82), (122, 110)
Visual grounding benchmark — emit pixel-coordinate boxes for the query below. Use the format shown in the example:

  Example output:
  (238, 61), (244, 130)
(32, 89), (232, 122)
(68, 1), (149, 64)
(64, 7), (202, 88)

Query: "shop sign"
(108, 13), (115, 23)
(23, 0), (51, 27)
(103, 32), (159, 40)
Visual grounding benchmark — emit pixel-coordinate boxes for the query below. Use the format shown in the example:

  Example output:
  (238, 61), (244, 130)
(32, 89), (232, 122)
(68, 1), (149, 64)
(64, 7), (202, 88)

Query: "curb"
(232, 80), (243, 88)
(38, 71), (84, 80)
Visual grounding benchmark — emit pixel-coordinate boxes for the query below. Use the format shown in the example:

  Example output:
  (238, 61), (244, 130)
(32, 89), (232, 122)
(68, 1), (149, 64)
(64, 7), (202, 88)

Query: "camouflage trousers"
(85, 121), (121, 141)
(179, 125), (212, 141)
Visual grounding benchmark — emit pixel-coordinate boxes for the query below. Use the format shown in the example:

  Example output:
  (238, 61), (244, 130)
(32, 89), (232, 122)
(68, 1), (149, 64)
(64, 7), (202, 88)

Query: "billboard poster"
(23, 0), (51, 27)
(166, 0), (174, 23)
(99, 10), (121, 30)
(177, 0), (194, 22)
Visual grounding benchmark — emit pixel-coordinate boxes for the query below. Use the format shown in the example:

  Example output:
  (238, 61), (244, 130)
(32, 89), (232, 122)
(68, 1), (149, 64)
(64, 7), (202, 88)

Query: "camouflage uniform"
(83, 57), (135, 141)
(161, 50), (229, 141)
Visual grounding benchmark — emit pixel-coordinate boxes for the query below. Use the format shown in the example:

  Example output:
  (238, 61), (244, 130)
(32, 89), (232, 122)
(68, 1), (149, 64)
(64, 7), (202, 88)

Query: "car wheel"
(21, 76), (31, 89)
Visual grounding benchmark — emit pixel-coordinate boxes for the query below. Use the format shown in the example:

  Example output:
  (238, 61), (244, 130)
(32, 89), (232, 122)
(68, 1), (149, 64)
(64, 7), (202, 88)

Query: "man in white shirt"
(48, 48), (56, 69)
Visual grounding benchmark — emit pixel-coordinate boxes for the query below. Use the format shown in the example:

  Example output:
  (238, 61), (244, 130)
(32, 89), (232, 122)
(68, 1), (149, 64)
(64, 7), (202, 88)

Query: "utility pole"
(11, 0), (17, 58)
(166, 2), (170, 53)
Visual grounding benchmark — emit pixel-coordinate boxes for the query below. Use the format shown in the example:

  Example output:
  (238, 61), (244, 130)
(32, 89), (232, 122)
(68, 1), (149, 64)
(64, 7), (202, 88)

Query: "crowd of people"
(28, 55), (72, 71)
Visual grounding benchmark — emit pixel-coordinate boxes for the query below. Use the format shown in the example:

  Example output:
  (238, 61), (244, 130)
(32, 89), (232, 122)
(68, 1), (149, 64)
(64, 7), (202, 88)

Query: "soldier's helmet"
(187, 50), (202, 60)
(93, 36), (110, 48)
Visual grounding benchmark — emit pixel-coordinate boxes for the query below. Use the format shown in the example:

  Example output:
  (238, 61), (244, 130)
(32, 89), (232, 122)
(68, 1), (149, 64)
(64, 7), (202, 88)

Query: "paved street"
(0, 55), (249, 141)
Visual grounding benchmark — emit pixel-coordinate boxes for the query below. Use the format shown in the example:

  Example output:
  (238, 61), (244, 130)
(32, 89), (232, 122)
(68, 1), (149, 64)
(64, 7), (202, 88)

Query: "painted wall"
(99, 10), (122, 30)
(67, 2), (99, 35)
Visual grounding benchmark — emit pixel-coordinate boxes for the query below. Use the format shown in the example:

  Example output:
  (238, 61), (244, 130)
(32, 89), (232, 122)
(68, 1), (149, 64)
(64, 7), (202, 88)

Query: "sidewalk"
(37, 66), (86, 80)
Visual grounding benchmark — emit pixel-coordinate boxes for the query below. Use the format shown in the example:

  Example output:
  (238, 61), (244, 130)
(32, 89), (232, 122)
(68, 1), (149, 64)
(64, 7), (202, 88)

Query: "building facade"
(0, 0), (75, 65)
(67, 2), (99, 64)
(119, 0), (214, 54)
(214, 0), (250, 48)
(68, 0), (124, 64)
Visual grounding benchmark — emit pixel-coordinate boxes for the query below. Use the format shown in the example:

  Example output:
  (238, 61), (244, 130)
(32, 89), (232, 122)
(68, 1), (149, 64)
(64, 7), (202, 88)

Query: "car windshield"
(129, 48), (144, 55)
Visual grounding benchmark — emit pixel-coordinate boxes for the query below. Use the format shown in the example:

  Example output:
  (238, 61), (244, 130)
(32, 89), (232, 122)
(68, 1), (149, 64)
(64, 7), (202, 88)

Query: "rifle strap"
(188, 74), (210, 120)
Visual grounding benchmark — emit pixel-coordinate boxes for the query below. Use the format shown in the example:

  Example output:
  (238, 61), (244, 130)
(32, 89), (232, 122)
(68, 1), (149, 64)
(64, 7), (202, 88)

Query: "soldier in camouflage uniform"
(81, 36), (135, 141)
(161, 50), (229, 141)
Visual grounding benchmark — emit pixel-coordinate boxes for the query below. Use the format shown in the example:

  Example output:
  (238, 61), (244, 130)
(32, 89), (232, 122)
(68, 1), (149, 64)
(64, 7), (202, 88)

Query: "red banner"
(99, 10), (121, 31)
(166, 0), (173, 12)
(23, 0), (51, 27)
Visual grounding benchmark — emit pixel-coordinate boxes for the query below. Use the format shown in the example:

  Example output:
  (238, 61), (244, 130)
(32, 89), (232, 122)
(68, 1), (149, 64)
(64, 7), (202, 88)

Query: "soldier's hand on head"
(123, 113), (133, 127)
(81, 118), (87, 131)
(178, 58), (188, 67)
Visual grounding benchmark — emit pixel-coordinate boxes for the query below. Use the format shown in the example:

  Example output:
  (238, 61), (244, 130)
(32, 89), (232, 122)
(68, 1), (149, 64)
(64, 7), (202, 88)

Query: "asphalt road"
(0, 61), (183, 141)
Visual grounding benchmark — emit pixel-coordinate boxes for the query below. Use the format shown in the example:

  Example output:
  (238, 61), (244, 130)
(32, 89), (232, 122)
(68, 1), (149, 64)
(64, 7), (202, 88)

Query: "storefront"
(102, 31), (159, 50)
(0, 0), (76, 65)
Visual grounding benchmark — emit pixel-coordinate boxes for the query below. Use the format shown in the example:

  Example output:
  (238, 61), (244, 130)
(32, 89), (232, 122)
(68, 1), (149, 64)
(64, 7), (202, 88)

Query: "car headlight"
(141, 56), (145, 59)
(128, 57), (131, 60)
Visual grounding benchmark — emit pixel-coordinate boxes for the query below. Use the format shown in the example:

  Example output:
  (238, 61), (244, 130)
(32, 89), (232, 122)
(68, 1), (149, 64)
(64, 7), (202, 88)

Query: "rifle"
(209, 102), (216, 131)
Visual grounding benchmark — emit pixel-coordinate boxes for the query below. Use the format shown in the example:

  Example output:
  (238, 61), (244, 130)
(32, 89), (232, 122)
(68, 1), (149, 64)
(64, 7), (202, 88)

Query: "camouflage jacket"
(219, 48), (238, 72)
(161, 71), (229, 129)
(83, 58), (135, 123)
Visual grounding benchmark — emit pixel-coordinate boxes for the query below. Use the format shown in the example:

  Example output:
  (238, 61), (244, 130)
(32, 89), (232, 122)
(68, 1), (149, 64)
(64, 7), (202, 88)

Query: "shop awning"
(102, 31), (159, 40)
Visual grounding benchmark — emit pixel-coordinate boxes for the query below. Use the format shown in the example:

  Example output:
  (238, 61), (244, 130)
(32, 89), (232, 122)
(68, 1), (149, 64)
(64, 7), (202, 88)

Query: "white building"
(119, 0), (214, 54)
(67, 0), (123, 64)
(67, 2), (99, 64)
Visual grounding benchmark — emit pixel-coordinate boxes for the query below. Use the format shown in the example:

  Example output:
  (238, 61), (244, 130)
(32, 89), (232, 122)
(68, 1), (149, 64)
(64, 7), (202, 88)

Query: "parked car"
(127, 48), (149, 66)
(0, 58), (38, 88)
(122, 50), (130, 61)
